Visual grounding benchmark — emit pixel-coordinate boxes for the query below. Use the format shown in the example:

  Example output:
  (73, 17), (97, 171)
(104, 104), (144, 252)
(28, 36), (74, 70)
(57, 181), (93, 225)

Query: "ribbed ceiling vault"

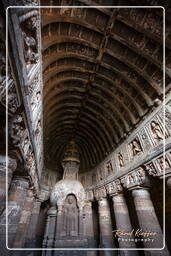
(41, 0), (171, 172)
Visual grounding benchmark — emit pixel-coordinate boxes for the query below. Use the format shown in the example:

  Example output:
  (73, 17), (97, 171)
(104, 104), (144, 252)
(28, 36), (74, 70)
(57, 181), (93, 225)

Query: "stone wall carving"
(63, 194), (79, 237)
(144, 149), (171, 178)
(121, 167), (149, 189)
(79, 98), (171, 189)
(50, 179), (85, 208)
(129, 137), (143, 158)
(21, 12), (39, 68)
(105, 179), (122, 195)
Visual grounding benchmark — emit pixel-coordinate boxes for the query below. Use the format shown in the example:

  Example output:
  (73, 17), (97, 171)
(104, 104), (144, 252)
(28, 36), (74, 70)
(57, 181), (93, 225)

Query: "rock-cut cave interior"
(0, 0), (171, 256)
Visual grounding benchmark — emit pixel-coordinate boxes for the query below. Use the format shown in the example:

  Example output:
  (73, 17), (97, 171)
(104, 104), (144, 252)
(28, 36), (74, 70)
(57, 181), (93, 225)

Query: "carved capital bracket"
(85, 189), (94, 202)
(93, 186), (107, 201)
(121, 167), (150, 190)
(105, 179), (123, 196)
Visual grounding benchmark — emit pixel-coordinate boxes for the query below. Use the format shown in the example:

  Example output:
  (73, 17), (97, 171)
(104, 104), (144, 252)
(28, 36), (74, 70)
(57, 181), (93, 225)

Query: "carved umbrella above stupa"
(62, 139), (80, 180)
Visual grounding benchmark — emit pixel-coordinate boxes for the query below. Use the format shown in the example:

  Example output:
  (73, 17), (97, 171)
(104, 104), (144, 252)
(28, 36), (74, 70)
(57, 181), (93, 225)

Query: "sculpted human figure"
(150, 120), (163, 142)
(131, 139), (142, 156)
(118, 152), (124, 167)
(63, 195), (78, 236)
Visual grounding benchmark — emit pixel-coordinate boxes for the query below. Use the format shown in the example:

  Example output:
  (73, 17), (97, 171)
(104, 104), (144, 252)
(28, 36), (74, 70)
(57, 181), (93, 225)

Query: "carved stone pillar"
(98, 198), (117, 256)
(79, 207), (84, 238)
(24, 199), (42, 248)
(46, 207), (57, 248)
(55, 205), (63, 242)
(84, 201), (95, 246)
(0, 155), (17, 213)
(12, 189), (34, 249)
(111, 193), (138, 255)
(4, 176), (29, 248)
(132, 187), (169, 255)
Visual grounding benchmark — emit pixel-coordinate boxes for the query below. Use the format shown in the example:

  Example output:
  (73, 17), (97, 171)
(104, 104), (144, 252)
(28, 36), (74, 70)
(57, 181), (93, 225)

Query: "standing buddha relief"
(63, 194), (79, 237)
(150, 120), (164, 143)
(129, 137), (143, 157)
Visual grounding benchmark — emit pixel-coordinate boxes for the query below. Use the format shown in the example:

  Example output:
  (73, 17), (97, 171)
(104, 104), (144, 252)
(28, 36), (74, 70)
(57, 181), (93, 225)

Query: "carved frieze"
(121, 167), (149, 189)
(144, 150), (171, 178)
(129, 137), (143, 159)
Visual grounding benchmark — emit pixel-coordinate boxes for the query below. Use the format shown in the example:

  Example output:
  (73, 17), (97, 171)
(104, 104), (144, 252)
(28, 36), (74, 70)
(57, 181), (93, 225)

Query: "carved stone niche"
(129, 137), (143, 159)
(149, 119), (164, 144)
(105, 160), (113, 176)
(63, 194), (79, 237)
(50, 179), (85, 209)
(45, 179), (87, 248)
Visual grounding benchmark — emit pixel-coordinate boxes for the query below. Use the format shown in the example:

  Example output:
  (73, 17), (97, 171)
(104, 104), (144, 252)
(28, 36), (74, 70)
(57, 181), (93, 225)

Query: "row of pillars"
(0, 155), (41, 254)
(87, 186), (170, 256)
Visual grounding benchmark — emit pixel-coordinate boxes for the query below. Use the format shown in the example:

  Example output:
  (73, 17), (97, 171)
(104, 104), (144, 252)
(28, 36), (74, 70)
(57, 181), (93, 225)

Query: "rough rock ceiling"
(42, 0), (171, 172)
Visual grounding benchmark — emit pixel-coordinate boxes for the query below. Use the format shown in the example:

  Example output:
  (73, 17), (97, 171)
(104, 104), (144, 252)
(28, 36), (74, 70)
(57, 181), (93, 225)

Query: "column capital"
(94, 186), (107, 201)
(105, 179), (123, 196)
(121, 167), (150, 190)
(85, 189), (94, 202)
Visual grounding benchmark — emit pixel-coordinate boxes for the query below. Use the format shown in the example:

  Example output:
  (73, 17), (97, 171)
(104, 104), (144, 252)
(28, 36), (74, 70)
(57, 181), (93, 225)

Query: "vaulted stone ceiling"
(42, 0), (171, 172)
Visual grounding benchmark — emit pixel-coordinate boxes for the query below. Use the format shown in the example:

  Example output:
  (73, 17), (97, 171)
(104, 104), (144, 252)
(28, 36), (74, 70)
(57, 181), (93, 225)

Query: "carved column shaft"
(12, 189), (35, 249)
(84, 202), (95, 244)
(112, 193), (138, 256)
(132, 188), (169, 255)
(98, 198), (117, 256)
(46, 207), (57, 248)
(24, 199), (42, 248)
(79, 208), (84, 238)
(84, 201), (97, 255)
(4, 177), (29, 248)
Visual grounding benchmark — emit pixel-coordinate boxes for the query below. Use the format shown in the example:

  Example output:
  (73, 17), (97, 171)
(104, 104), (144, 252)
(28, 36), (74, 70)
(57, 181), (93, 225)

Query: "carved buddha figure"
(150, 120), (163, 142)
(63, 194), (78, 237)
(130, 139), (142, 156)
